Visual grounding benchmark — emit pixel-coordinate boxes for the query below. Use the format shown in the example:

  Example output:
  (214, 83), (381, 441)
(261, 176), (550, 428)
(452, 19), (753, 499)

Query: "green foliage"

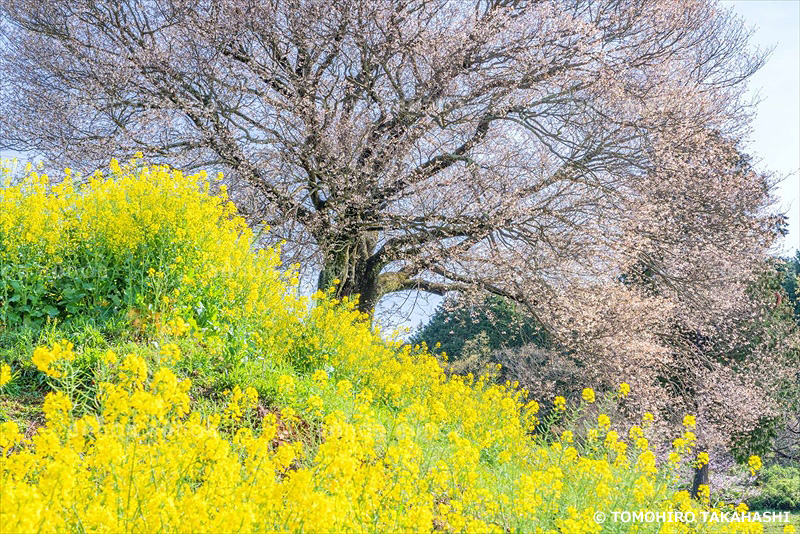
(0, 248), (151, 329)
(411, 295), (548, 362)
(728, 258), (800, 457)
(729, 415), (784, 463)
(780, 251), (800, 323)
(748, 464), (800, 511)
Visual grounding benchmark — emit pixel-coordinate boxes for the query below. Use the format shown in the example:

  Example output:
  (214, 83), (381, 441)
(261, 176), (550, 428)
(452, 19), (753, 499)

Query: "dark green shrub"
(749, 465), (800, 511)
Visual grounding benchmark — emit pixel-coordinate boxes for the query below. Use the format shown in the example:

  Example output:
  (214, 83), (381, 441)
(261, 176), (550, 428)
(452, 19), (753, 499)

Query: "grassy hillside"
(0, 158), (788, 533)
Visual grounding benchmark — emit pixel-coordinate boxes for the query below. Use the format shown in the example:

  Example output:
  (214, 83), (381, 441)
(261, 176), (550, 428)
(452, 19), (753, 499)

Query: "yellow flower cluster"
(0, 158), (769, 533)
(683, 414), (697, 428)
(164, 316), (190, 337)
(4, 338), (766, 532)
(119, 353), (148, 388)
(31, 341), (75, 378)
(1, 157), (299, 338)
(748, 455), (763, 476)
(694, 451), (710, 469)
(222, 385), (259, 422)
(0, 363), (11, 387)
(159, 343), (181, 365)
(0, 421), (23, 449)
(100, 350), (117, 365)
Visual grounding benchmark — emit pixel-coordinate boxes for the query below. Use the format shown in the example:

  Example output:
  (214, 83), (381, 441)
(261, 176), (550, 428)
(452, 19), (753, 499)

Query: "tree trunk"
(317, 232), (382, 313)
(690, 454), (710, 499)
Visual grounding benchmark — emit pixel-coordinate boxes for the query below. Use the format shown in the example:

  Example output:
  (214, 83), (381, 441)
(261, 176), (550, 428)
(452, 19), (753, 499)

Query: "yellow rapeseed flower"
(100, 350), (117, 365)
(277, 374), (296, 395)
(0, 421), (22, 450)
(312, 369), (328, 386)
(0, 363), (11, 387)
(694, 452), (710, 468)
(748, 455), (762, 476)
(597, 414), (611, 430)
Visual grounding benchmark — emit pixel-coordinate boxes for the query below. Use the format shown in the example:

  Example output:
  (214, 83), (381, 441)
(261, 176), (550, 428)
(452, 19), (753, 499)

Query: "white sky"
(723, 0), (800, 254)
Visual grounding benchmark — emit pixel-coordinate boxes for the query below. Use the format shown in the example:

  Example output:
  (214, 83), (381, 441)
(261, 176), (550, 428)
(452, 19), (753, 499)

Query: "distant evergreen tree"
(411, 295), (549, 361)
(779, 251), (800, 323)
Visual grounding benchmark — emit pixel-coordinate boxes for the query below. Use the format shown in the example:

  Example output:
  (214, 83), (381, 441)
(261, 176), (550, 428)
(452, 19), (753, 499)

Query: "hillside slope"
(0, 159), (770, 533)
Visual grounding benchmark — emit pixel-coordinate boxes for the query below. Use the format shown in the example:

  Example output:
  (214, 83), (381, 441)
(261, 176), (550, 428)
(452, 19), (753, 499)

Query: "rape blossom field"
(0, 158), (793, 533)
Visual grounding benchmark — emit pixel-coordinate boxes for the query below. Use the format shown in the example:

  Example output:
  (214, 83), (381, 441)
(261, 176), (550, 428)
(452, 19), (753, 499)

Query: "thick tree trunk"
(317, 232), (383, 313)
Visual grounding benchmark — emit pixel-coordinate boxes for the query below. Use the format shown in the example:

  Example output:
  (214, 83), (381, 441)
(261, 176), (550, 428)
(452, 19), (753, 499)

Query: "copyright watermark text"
(593, 510), (791, 524)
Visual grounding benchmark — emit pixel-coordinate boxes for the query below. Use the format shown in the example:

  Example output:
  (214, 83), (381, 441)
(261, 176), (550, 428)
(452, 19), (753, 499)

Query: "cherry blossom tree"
(0, 0), (776, 305)
(1, 0), (791, 444)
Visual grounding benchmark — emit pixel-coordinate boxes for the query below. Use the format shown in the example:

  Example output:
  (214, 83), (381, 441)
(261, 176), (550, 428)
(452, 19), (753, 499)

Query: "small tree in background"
(411, 295), (548, 362)
(779, 251), (800, 323)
